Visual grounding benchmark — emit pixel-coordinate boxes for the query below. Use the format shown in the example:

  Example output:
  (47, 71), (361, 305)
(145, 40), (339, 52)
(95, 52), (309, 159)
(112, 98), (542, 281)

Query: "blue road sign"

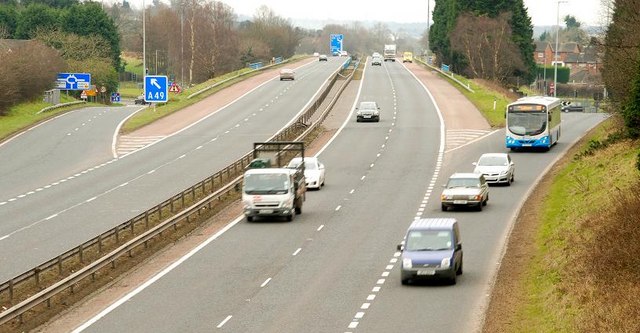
(144, 75), (168, 103)
(111, 92), (121, 103)
(57, 73), (91, 90)
(330, 34), (343, 55)
(441, 64), (450, 72)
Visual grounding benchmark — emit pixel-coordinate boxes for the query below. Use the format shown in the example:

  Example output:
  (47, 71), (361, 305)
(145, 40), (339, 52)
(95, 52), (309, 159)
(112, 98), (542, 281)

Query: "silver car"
(472, 153), (515, 185)
(279, 68), (295, 81)
(441, 173), (489, 211)
(371, 56), (383, 66)
(356, 101), (380, 122)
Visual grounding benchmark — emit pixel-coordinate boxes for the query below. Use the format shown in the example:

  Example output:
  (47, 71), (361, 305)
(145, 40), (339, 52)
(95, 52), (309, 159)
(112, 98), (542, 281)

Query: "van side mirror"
(397, 244), (404, 251)
(472, 162), (477, 166)
(456, 244), (462, 251)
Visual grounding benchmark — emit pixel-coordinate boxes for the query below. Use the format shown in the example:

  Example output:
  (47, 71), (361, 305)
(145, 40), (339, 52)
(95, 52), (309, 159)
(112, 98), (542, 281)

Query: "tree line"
(0, 0), (120, 114)
(428, 0), (535, 86)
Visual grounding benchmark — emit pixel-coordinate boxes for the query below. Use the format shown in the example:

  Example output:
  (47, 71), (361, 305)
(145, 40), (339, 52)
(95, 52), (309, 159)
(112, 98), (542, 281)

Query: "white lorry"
(384, 44), (397, 62)
(242, 142), (306, 222)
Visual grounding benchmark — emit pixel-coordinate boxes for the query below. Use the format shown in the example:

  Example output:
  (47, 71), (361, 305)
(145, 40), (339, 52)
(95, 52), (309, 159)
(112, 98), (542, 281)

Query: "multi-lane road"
(0, 57), (346, 281)
(1, 56), (607, 332)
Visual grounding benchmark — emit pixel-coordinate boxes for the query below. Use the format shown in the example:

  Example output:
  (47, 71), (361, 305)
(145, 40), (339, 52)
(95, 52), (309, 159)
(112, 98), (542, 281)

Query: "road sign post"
(144, 75), (168, 103)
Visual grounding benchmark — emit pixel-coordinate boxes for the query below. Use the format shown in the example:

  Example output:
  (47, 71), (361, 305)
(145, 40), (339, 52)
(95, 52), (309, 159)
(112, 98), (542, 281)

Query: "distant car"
(398, 218), (463, 285)
(371, 56), (383, 66)
(473, 153), (515, 185)
(287, 157), (325, 190)
(356, 101), (380, 122)
(441, 173), (489, 211)
(340, 50), (348, 57)
(372, 52), (381, 58)
(279, 68), (295, 81)
(313, 52), (320, 57)
(402, 51), (413, 63)
(562, 103), (584, 112)
(134, 95), (148, 105)
(332, 51), (340, 56)
(319, 54), (328, 61)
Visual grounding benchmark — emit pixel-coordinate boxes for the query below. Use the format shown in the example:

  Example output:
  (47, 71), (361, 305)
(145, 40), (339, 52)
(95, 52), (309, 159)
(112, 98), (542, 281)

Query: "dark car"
(398, 218), (463, 285)
(134, 95), (149, 105)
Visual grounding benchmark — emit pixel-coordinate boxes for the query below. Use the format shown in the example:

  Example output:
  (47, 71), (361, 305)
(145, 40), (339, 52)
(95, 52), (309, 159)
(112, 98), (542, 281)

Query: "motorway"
(63, 59), (607, 333)
(0, 57), (346, 281)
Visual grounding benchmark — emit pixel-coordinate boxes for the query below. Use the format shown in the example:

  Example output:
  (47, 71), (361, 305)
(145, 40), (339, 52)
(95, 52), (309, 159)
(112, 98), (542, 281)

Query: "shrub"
(0, 40), (65, 115)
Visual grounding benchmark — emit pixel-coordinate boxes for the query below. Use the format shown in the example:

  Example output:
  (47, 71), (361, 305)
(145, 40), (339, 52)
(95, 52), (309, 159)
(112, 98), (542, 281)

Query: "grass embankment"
(444, 76), (514, 127)
(489, 116), (640, 332)
(0, 95), (95, 140)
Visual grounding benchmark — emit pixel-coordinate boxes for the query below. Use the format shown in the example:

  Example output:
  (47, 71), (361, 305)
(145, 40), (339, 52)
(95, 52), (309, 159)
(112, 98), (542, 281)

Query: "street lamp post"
(142, 0), (146, 80)
(426, 0), (430, 58)
(553, 0), (568, 97)
(543, 52), (547, 95)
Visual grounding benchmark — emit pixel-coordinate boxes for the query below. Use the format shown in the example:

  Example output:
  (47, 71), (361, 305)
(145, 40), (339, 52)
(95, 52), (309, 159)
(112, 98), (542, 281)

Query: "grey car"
(441, 173), (489, 211)
(356, 101), (380, 122)
(371, 56), (383, 66)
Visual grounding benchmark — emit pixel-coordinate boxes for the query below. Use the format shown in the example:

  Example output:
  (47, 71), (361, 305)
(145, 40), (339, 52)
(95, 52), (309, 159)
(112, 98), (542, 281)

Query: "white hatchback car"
(287, 157), (325, 190)
(472, 153), (515, 185)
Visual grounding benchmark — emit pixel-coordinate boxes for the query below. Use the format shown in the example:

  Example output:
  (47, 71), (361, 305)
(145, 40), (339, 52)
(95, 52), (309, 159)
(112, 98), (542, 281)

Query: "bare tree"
(450, 12), (525, 83)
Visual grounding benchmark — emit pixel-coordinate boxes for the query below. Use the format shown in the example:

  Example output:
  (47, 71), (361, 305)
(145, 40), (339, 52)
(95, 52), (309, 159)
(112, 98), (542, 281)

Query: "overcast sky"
(127, 0), (606, 27)
(214, 0), (606, 27)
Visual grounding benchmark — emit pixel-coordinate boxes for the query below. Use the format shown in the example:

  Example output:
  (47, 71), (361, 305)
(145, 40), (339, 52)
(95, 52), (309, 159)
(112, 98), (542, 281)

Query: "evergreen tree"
(21, 0), (78, 9)
(0, 5), (18, 38)
(623, 52), (640, 139)
(428, 0), (535, 82)
(14, 3), (60, 39)
(60, 2), (121, 69)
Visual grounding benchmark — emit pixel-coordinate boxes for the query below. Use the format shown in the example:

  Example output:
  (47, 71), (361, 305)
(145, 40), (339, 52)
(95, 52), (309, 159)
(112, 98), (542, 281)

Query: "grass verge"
(0, 95), (98, 141)
(443, 77), (515, 128)
(483, 115), (640, 332)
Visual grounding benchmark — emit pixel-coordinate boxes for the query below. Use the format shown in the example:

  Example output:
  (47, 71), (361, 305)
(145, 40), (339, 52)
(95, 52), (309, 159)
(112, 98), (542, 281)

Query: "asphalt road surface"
(0, 58), (346, 281)
(67, 58), (606, 333)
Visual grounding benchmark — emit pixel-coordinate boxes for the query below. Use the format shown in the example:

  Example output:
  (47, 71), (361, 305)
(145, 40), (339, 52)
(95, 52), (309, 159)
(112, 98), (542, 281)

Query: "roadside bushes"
(0, 40), (65, 115)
